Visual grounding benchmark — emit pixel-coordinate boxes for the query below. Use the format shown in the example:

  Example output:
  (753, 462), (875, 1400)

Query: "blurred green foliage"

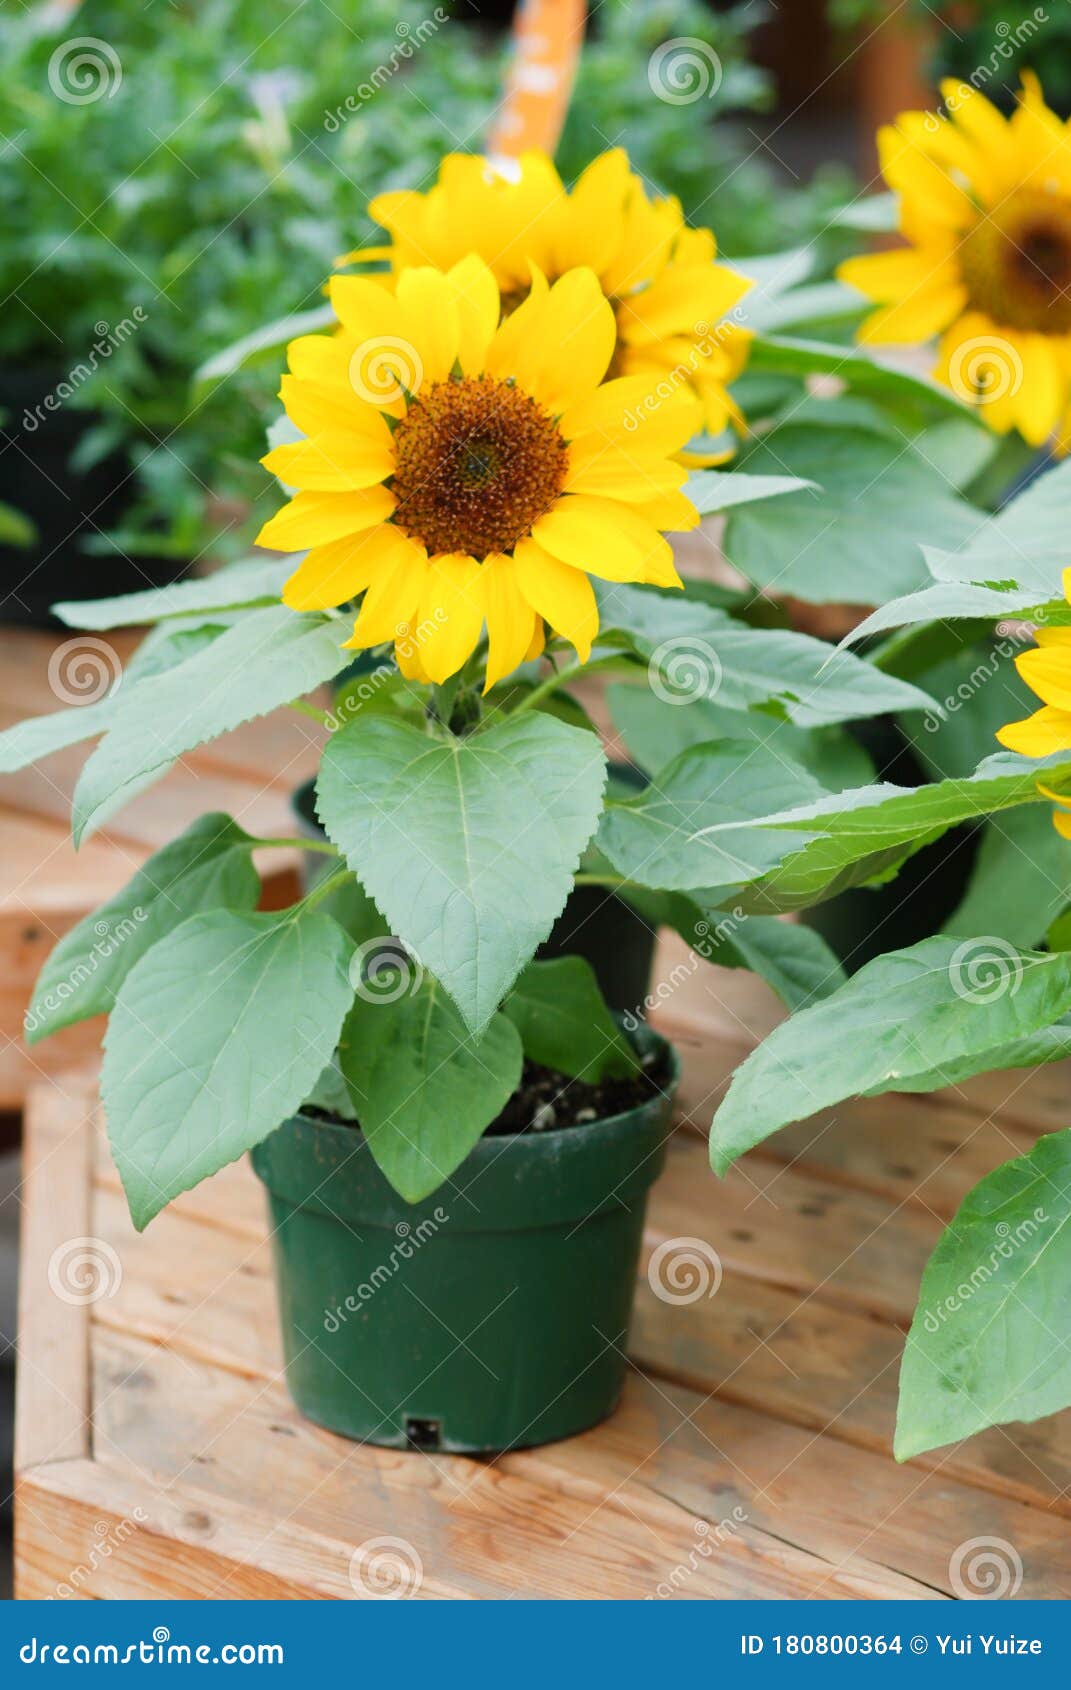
(3, 0), (851, 556)
(828, 0), (1071, 117)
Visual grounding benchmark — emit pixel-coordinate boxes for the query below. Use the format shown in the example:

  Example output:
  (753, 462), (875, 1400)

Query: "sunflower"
(360, 149), (752, 443)
(255, 256), (700, 688)
(838, 74), (1071, 448)
(996, 574), (1071, 834)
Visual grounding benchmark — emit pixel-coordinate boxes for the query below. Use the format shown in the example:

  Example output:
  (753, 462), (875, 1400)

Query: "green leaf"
(73, 606), (350, 843)
(598, 741), (826, 893)
(710, 937), (1071, 1174)
(624, 890), (846, 1012)
(317, 712), (607, 1033)
(53, 557), (290, 630)
(27, 813), (260, 1042)
(944, 807), (1071, 948)
(103, 907), (355, 1229)
(595, 584), (937, 727)
(607, 683), (874, 792)
(746, 334), (974, 420)
(502, 957), (638, 1081)
(896, 1131), (1071, 1459)
(0, 621), (224, 776)
(684, 470), (816, 515)
(721, 750), (1071, 916)
(725, 425), (980, 604)
(191, 303), (336, 398)
(844, 583), (1069, 648)
(0, 501), (36, 547)
(923, 457), (1071, 595)
(338, 980), (522, 1202)
(0, 694), (118, 776)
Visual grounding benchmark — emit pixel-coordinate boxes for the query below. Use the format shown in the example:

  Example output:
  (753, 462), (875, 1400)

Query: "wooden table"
(14, 963), (1071, 1600)
(0, 627), (323, 1109)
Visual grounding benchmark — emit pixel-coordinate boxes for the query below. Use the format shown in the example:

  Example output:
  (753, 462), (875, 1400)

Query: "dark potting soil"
(306, 1049), (665, 1139)
(483, 1052), (664, 1136)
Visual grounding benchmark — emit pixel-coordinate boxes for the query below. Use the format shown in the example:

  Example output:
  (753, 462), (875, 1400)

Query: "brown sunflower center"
(961, 191), (1071, 333)
(390, 375), (569, 557)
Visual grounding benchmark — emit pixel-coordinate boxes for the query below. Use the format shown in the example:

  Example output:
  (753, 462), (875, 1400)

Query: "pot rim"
(292, 1021), (680, 1163)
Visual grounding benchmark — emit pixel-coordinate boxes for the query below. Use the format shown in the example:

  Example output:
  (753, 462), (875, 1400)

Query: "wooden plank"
(504, 1377), (1071, 1600)
(86, 1157), (1066, 1596)
(15, 1081), (94, 1471)
(89, 1327), (925, 1600)
(16, 1460), (354, 1601)
(631, 1254), (1071, 1520)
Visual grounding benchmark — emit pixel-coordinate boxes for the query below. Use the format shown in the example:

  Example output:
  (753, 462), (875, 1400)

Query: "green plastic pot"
(290, 762), (658, 1014)
(250, 1025), (678, 1453)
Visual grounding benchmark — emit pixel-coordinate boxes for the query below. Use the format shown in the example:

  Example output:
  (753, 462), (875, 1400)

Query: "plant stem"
(252, 835), (340, 857)
(288, 698), (333, 727)
(292, 865), (352, 916)
(511, 660), (587, 716)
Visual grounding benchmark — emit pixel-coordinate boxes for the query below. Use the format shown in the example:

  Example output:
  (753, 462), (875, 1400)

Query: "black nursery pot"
(0, 367), (186, 626)
(250, 1025), (679, 1452)
(290, 762), (659, 1013)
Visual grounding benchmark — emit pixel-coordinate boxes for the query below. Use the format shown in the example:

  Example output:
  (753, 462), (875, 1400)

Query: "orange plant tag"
(485, 0), (587, 170)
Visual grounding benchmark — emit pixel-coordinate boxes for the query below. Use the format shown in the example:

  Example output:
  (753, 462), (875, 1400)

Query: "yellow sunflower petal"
(532, 494), (670, 582)
(563, 441), (687, 502)
(329, 275), (408, 343)
(255, 487), (396, 552)
(283, 526), (423, 611)
(346, 543), (430, 649)
(616, 262), (751, 348)
(838, 244), (957, 303)
(411, 554), (485, 684)
(1015, 647), (1071, 711)
(446, 255), (500, 374)
(261, 436), (394, 492)
(551, 148), (631, 276)
(857, 277), (968, 345)
(1015, 335), (1066, 446)
(513, 539), (598, 663)
(287, 334), (351, 386)
(628, 489), (701, 532)
(395, 268), (460, 385)
(481, 554), (539, 691)
(560, 377), (701, 452)
(493, 268), (615, 414)
(995, 705), (1071, 757)
(278, 376), (394, 446)
(878, 123), (975, 228)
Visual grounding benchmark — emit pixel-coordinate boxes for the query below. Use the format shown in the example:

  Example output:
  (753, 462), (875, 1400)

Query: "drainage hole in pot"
(405, 1416), (441, 1451)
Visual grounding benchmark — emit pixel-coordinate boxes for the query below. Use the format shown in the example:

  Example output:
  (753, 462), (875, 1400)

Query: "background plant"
(1, 0), (850, 562)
